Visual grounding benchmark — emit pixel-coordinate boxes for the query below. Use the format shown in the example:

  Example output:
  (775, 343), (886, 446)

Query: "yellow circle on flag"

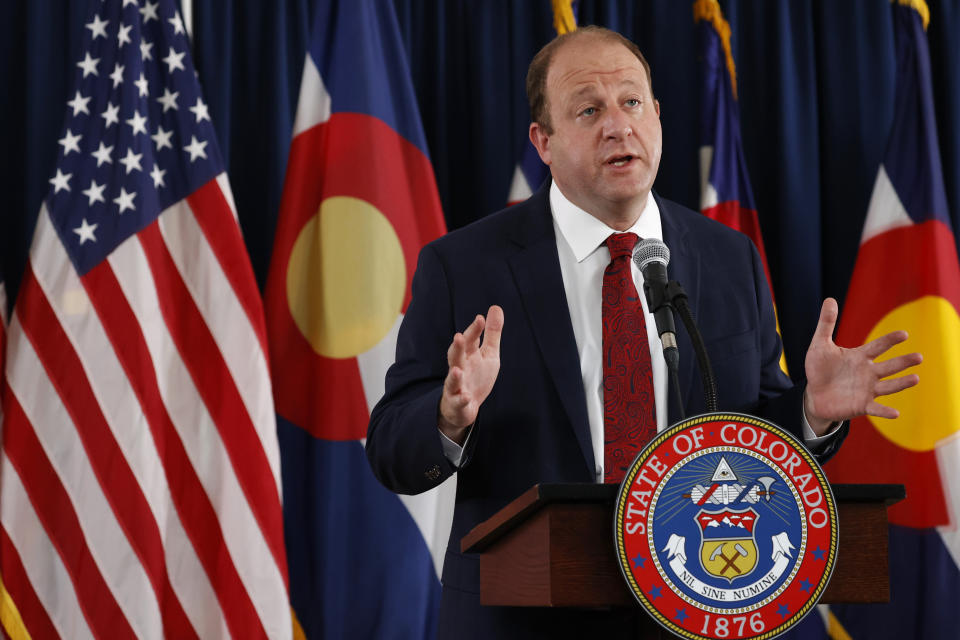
(865, 295), (960, 451)
(286, 196), (406, 359)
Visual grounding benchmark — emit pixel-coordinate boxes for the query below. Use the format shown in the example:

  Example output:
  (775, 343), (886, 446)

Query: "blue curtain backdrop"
(3, 0), (959, 376)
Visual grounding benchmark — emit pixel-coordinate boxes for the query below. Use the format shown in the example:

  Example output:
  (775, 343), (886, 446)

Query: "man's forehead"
(565, 72), (645, 96)
(548, 38), (647, 90)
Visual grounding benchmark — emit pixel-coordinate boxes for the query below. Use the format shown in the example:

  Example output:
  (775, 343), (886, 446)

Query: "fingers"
(873, 352), (922, 378)
(861, 330), (910, 359)
(461, 313), (486, 355)
(875, 373), (920, 397)
(811, 298), (839, 344)
(447, 332), (466, 368)
(481, 305), (504, 353)
(444, 366), (463, 395)
(865, 400), (900, 420)
(440, 367), (475, 429)
(448, 314), (484, 367)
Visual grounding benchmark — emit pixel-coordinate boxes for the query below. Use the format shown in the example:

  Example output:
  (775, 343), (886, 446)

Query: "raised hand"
(438, 305), (504, 443)
(803, 298), (922, 435)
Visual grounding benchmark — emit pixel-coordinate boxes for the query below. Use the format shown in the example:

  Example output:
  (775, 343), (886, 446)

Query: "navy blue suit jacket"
(366, 184), (846, 638)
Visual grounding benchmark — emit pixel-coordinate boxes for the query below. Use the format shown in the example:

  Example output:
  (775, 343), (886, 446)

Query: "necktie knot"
(606, 232), (639, 261)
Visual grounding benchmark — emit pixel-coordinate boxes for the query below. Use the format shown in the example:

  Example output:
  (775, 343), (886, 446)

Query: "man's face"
(530, 36), (662, 222)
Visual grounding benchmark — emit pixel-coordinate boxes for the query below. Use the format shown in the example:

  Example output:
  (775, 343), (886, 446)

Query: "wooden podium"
(462, 483), (904, 609)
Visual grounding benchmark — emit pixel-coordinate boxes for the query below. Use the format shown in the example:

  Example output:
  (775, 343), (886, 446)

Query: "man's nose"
(601, 107), (633, 140)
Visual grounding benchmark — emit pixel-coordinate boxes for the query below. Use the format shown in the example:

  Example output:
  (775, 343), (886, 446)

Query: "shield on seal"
(697, 507), (759, 582)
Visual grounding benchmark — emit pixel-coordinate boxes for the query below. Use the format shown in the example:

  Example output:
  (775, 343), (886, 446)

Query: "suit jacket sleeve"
(366, 243), (472, 495)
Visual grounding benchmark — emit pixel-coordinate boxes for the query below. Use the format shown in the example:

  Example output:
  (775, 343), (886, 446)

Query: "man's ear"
(654, 99), (661, 117)
(528, 122), (551, 165)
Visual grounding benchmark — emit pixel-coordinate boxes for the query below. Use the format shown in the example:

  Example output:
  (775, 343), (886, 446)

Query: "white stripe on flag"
(0, 450), (95, 640)
(698, 145), (719, 210)
(292, 55), (332, 137)
(861, 166), (914, 244)
(5, 317), (161, 639)
(107, 234), (289, 630)
(215, 173), (239, 221)
(506, 164), (534, 205)
(936, 432), (960, 568)
(157, 198), (281, 491)
(27, 208), (228, 639)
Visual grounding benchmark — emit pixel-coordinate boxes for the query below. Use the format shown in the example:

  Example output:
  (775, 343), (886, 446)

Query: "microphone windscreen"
(633, 237), (670, 272)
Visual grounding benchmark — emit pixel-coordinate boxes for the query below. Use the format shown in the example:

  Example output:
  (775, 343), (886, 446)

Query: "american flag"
(0, 1), (290, 638)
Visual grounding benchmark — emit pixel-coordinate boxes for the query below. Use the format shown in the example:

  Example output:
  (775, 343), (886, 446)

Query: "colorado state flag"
(263, 1), (452, 637)
(824, 1), (960, 637)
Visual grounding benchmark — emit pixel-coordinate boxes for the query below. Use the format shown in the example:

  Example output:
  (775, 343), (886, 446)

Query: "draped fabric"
(4, 1), (959, 377)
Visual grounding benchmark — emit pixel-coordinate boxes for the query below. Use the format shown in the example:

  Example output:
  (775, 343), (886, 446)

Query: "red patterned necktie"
(603, 232), (656, 484)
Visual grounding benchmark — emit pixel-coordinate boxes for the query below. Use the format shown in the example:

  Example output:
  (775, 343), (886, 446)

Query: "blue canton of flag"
(50, 0), (220, 274)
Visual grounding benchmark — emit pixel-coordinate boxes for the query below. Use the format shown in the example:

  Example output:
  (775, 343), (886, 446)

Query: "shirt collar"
(549, 181), (663, 263)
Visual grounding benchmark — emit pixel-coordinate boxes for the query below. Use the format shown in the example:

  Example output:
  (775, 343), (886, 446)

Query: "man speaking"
(366, 26), (920, 638)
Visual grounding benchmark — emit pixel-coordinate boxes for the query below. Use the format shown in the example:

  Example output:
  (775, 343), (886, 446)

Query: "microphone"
(633, 238), (678, 363)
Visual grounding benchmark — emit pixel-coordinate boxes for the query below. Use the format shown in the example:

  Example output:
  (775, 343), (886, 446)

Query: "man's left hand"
(803, 298), (922, 436)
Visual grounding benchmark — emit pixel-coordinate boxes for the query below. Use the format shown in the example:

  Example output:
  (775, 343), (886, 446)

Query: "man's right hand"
(438, 305), (504, 444)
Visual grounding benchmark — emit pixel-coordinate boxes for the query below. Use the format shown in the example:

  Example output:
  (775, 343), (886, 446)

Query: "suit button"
(424, 464), (441, 481)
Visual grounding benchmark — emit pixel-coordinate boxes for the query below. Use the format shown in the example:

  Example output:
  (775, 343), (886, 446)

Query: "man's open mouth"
(608, 155), (634, 167)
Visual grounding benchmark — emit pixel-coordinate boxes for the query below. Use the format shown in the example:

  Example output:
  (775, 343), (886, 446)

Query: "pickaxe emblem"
(709, 542), (750, 575)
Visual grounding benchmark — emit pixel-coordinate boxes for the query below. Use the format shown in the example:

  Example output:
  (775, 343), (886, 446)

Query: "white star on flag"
(157, 88), (179, 112)
(140, 1), (159, 23)
(169, 13), (185, 35)
(72, 218), (98, 244)
(82, 180), (107, 206)
(163, 47), (186, 73)
(67, 91), (91, 116)
(135, 72), (149, 97)
(189, 97), (210, 123)
(113, 186), (137, 214)
(140, 39), (154, 60)
(150, 164), (167, 188)
(85, 14), (109, 39)
(119, 148), (143, 174)
(58, 129), (82, 155)
(102, 102), (120, 127)
(184, 135), (208, 162)
(77, 52), (100, 77)
(49, 168), (72, 193)
(151, 126), (174, 151)
(117, 23), (132, 47)
(110, 63), (125, 88)
(92, 142), (114, 166)
(126, 110), (148, 136)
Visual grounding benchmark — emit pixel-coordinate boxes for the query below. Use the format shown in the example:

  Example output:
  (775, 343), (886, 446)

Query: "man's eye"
(625, 99), (640, 107)
(580, 107), (596, 116)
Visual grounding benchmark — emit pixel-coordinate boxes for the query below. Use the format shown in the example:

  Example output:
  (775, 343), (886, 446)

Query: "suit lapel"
(657, 194), (702, 424)
(507, 187), (595, 476)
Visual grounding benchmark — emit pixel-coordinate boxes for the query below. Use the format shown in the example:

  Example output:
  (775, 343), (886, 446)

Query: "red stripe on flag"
(186, 180), (269, 354)
(0, 524), (59, 640)
(135, 222), (288, 585)
(82, 260), (269, 640)
(1, 392), (135, 639)
(15, 265), (198, 639)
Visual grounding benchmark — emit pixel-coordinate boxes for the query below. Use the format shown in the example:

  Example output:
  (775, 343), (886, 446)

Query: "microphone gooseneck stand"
(665, 280), (718, 414)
